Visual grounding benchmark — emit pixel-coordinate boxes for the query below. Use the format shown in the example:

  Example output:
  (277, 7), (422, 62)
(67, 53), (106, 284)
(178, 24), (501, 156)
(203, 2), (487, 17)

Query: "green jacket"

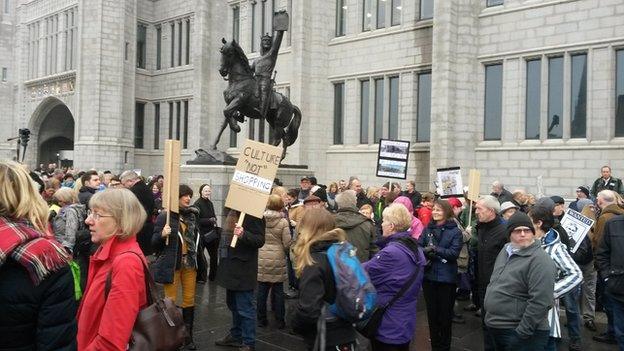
(335, 207), (378, 262)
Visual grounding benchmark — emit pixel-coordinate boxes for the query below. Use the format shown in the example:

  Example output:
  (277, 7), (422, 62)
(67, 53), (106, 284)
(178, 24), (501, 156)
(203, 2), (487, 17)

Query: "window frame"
(483, 63), (503, 141)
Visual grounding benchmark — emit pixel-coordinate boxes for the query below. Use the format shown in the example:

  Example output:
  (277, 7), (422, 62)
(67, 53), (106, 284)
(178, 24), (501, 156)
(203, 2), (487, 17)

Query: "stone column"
(74, 0), (137, 172)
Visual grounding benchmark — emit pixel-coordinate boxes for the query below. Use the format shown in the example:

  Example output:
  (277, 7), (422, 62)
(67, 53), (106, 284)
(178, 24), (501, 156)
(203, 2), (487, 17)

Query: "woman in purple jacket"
(364, 204), (426, 351)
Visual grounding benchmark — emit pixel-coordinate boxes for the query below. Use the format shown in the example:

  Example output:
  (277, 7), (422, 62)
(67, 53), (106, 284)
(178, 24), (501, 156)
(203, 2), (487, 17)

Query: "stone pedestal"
(180, 164), (311, 224)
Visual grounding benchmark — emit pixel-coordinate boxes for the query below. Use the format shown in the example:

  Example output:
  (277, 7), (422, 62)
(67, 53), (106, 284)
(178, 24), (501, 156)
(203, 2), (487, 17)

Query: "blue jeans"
(484, 327), (549, 351)
(562, 285), (582, 340)
(612, 296), (624, 351)
(257, 281), (285, 322)
(226, 289), (256, 347)
(544, 337), (558, 351)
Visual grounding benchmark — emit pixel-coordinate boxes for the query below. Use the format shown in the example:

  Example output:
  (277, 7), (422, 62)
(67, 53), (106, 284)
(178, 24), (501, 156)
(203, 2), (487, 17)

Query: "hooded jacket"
(78, 186), (96, 209)
(596, 215), (624, 303)
(334, 207), (378, 262)
(258, 210), (291, 282)
(594, 203), (624, 250)
(393, 196), (425, 239)
(363, 231), (425, 344)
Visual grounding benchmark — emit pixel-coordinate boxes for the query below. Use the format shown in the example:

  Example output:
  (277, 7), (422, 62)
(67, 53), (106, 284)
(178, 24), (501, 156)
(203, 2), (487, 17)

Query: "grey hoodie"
(484, 239), (556, 338)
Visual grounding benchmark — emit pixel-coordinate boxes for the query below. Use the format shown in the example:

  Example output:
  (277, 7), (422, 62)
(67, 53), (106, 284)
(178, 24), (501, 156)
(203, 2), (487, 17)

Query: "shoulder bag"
(105, 251), (186, 351)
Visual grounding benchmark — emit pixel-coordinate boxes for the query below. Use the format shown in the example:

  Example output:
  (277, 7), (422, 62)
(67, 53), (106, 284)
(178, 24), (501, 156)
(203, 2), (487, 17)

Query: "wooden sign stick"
(467, 201), (473, 229)
(230, 213), (246, 248)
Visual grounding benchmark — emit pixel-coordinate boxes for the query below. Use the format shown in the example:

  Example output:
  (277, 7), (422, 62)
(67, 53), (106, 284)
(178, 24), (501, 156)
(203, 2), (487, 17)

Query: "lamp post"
(56, 153), (60, 169)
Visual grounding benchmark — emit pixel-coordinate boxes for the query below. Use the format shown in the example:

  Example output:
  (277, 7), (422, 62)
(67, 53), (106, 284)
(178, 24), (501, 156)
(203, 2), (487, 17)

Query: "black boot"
(182, 307), (197, 350)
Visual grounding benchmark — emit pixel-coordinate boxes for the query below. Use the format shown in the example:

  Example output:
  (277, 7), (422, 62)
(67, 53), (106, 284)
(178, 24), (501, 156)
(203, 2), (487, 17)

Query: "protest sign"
(376, 139), (410, 179)
(225, 139), (282, 247)
(436, 167), (463, 198)
(162, 140), (181, 245)
(560, 208), (595, 253)
(467, 169), (481, 202)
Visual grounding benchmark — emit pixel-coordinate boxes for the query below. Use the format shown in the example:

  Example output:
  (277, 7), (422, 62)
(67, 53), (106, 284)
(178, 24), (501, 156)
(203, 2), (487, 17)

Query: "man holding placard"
(215, 139), (282, 350)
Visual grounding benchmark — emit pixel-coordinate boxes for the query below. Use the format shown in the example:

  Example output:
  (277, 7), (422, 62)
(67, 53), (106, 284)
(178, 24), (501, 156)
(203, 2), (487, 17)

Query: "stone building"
(1, 0), (623, 197)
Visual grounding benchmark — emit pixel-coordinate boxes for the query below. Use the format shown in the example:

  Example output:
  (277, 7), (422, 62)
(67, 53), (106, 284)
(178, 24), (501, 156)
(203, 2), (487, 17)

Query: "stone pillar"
(74, 0), (137, 172)
(430, 0), (481, 181)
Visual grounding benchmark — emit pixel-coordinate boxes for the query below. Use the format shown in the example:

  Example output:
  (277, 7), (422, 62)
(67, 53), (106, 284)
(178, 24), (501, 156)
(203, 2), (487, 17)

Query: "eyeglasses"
(87, 210), (114, 221)
(511, 228), (533, 235)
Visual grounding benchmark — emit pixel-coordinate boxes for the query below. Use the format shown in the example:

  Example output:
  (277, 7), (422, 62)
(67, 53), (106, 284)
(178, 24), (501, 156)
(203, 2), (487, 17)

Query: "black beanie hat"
(506, 211), (535, 237)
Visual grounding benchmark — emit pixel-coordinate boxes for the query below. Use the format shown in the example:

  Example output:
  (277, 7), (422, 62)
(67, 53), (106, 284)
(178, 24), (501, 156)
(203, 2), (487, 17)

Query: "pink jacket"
(393, 196), (424, 239)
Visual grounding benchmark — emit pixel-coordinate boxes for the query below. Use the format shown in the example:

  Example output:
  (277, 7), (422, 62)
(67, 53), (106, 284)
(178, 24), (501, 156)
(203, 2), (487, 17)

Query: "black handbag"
(105, 251), (186, 351)
(356, 257), (421, 339)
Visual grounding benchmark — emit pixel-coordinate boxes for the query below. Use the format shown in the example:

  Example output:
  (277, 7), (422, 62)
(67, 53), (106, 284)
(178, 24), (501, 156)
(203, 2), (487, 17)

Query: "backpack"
(325, 241), (377, 322)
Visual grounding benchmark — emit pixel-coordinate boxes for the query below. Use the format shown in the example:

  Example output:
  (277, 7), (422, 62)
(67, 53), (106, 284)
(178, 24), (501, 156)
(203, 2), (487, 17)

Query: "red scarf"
(0, 217), (70, 285)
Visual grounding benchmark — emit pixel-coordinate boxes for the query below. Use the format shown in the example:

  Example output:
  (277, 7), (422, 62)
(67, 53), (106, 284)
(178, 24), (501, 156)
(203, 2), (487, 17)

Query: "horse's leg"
(224, 96), (243, 133)
(210, 117), (230, 150)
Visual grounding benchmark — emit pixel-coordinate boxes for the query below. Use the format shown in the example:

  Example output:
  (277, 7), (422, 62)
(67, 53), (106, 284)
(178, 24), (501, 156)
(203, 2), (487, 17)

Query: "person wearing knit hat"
(500, 201), (520, 221)
(484, 211), (556, 350)
(550, 196), (565, 222)
(569, 187), (591, 213)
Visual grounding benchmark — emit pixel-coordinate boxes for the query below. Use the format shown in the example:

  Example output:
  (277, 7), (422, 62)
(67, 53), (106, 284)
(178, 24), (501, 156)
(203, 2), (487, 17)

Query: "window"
(420, 0), (433, 20)
(376, 0), (385, 28)
(617, 50), (624, 137)
(185, 19), (190, 65)
(154, 103), (160, 149)
(333, 83), (345, 144)
(134, 103), (145, 148)
(176, 101), (181, 140)
(336, 0), (346, 37)
(1, 67), (6, 81)
(232, 6), (240, 42)
(487, 0), (504, 6)
(547, 56), (563, 139)
(484, 64), (503, 140)
(4, 0), (9, 14)
(156, 26), (162, 69)
(362, 0), (372, 31)
(374, 78), (384, 143)
(391, 0), (401, 26)
(168, 102), (174, 139)
(417, 72), (431, 142)
(183, 100), (189, 148)
(570, 54), (587, 138)
(360, 80), (370, 143)
(388, 76), (399, 139)
(136, 24), (147, 68)
(170, 23), (175, 67)
(525, 59), (541, 139)
(178, 21), (182, 66)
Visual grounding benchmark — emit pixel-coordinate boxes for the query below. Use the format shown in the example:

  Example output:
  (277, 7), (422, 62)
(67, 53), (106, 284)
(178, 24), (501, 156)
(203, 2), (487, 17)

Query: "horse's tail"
(283, 105), (302, 147)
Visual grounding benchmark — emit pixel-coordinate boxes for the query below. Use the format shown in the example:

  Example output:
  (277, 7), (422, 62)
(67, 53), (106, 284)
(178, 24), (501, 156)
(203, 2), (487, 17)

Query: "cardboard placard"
(467, 169), (481, 202)
(162, 140), (181, 231)
(225, 139), (282, 219)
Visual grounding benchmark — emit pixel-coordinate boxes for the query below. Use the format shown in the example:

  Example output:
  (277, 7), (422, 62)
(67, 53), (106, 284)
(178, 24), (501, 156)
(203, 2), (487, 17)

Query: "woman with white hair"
(0, 160), (77, 350)
(76, 188), (149, 350)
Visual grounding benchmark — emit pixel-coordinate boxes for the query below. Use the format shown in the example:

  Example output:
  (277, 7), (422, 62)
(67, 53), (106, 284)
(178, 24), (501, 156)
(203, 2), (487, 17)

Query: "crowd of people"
(0, 160), (623, 351)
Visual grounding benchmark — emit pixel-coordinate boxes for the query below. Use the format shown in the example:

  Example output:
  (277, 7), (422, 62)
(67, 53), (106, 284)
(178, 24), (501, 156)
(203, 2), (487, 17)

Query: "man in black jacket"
(78, 170), (100, 209)
(215, 210), (265, 351)
(121, 170), (155, 256)
(490, 181), (514, 204)
(475, 195), (507, 310)
(596, 214), (624, 348)
(591, 165), (624, 197)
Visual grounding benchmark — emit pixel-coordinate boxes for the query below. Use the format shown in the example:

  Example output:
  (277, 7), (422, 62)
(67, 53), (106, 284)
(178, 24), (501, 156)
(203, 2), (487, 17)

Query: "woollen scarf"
(0, 216), (70, 285)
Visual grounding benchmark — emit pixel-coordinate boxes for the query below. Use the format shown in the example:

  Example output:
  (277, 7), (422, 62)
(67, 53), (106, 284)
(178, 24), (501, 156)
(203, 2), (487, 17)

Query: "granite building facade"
(1, 0), (623, 196)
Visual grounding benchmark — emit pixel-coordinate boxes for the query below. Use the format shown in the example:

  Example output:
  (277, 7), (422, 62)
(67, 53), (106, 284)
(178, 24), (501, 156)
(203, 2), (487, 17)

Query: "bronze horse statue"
(211, 38), (302, 160)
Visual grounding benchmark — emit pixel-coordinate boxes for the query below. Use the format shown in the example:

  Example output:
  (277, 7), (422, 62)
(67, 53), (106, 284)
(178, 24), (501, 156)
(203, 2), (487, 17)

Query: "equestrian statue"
(211, 10), (301, 161)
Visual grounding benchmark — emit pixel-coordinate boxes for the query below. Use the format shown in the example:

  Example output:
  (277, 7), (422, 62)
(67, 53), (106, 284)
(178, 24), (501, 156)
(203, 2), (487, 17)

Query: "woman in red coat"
(77, 188), (148, 350)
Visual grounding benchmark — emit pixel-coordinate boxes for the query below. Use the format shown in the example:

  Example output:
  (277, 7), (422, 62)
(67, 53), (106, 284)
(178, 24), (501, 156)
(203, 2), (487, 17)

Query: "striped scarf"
(0, 216), (70, 285)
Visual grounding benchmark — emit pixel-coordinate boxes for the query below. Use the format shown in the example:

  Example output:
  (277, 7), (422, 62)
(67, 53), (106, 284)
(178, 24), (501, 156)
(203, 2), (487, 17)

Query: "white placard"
(232, 170), (273, 194)
(559, 208), (595, 253)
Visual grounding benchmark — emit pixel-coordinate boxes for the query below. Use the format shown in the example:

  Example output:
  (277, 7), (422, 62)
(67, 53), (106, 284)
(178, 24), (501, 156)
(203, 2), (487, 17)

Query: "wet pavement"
(188, 280), (617, 350)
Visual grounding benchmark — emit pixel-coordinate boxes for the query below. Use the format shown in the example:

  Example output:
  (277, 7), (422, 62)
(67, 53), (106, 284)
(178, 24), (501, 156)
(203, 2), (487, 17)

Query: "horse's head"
(219, 38), (251, 79)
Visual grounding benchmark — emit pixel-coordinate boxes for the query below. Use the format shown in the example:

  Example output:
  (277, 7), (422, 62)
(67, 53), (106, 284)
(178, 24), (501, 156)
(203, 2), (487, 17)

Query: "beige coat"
(258, 210), (292, 282)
